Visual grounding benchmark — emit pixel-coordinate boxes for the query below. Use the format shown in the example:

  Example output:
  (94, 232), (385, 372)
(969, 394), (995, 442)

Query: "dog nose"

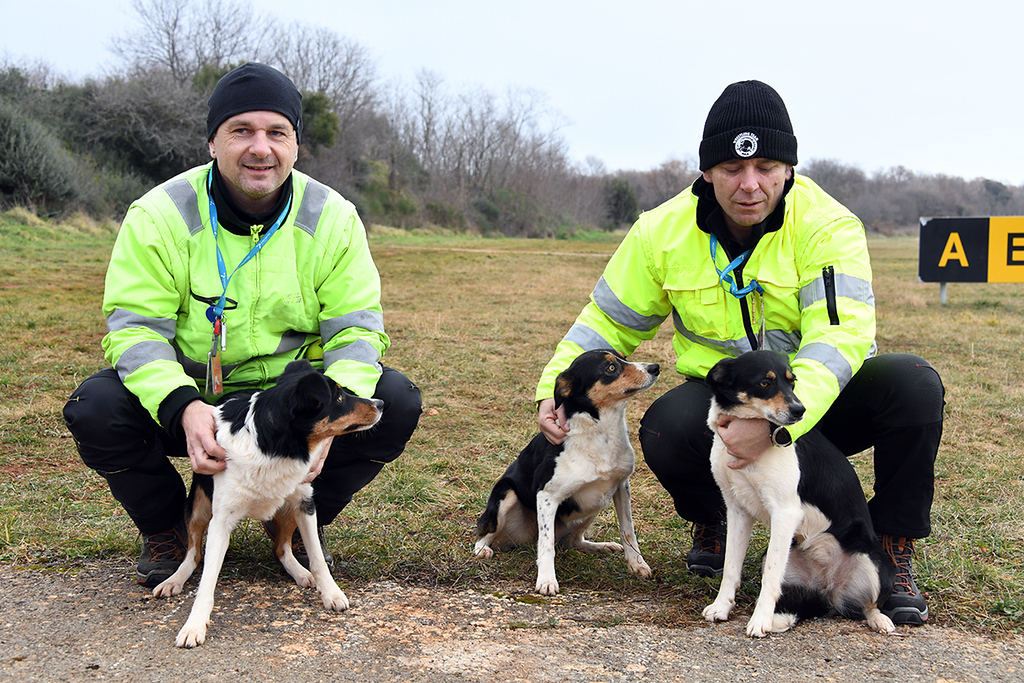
(791, 402), (806, 420)
(648, 364), (660, 376)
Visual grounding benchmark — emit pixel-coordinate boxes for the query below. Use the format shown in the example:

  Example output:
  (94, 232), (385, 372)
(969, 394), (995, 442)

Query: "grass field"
(1, 208), (1022, 635)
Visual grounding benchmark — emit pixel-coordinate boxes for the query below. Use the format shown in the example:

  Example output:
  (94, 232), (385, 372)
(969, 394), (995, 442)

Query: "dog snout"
(789, 401), (806, 422)
(647, 363), (660, 376)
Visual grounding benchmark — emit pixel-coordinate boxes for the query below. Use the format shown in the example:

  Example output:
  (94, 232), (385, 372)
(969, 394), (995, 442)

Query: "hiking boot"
(136, 522), (187, 588)
(880, 535), (929, 625)
(686, 515), (727, 577)
(263, 520), (334, 570)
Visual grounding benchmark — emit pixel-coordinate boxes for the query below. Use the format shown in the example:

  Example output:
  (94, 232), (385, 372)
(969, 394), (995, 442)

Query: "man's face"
(208, 111), (298, 214)
(703, 158), (793, 230)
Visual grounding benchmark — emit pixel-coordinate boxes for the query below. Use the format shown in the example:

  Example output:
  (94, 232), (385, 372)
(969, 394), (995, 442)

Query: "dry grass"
(1, 213), (1021, 634)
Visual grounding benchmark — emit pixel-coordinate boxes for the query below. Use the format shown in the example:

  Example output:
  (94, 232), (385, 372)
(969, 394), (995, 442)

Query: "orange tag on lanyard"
(205, 317), (224, 395)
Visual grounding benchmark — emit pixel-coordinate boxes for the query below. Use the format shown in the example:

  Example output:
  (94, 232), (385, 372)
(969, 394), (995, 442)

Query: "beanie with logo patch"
(698, 80), (797, 171)
(206, 62), (303, 143)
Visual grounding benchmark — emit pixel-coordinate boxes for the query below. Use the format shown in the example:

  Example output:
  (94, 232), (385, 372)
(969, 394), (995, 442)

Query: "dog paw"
(473, 543), (494, 559)
(175, 620), (208, 648)
(866, 609), (896, 634)
(628, 558), (652, 578)
(321, 589), (349, 611)
(536, 576), (559, 596)
(702, 601), (732, 623)
(152, 579), (183, 598)
(745, 612), (775, 638)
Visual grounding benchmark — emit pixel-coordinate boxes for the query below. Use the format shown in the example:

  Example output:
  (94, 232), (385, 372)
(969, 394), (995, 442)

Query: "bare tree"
(112, 0), (265, 84)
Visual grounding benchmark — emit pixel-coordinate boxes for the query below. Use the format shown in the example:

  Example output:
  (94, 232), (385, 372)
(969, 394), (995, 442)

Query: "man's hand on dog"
(716, 415), (772, 469)
(182, 401), (227, 474)
(538, 398), (569, 445)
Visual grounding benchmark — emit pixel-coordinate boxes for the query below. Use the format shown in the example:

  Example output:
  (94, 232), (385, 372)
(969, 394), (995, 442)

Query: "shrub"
(0, 101), (82, 215)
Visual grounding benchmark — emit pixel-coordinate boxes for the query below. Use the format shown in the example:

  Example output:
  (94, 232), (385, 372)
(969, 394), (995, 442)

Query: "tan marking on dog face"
(307, 401), (382, 452)
(586, 359), (656, 410)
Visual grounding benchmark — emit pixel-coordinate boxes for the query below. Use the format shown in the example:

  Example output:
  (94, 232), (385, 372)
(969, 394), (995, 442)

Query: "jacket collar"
(210, 162), (294, 237)
(692, 174), (795, 259)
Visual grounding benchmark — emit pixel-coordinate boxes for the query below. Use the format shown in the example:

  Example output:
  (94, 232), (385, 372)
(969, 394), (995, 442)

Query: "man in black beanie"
(64, 62), (422, 588)
(534, 80), (942, 627)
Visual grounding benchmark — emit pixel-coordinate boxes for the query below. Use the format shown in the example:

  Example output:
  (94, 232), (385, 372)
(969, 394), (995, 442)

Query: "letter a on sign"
(939, 232), (969, 268)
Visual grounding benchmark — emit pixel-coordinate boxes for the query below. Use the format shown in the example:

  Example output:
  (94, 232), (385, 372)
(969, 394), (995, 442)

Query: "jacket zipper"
(823, 265), (840, 325)
(734, 267), (760, 350)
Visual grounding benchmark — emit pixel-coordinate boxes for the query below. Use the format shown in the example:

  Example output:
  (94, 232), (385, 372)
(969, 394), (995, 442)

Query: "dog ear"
(288, 371), (334, 419)
(705, 357), (734, 393)
(553, 372), (575, 410)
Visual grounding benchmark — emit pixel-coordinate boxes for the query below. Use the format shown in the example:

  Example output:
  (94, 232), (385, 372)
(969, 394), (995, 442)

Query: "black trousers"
(63, 367), (422, 535)
(639, 353), (944, 539)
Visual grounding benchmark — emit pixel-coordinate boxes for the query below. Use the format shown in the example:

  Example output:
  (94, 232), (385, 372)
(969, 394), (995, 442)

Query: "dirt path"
(2, 561), (1021, 682)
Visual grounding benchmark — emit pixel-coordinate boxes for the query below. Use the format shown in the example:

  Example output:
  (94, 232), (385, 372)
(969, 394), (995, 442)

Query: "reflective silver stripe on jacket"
(115, 340), (177, 381)
(563, 323), (616, 353)
(799, 272), (875, 310)
(320, 310), (385, 344)
(163, 179), (205, 236)
(275, 330), (312, 356)
(795, 342), (854, 389)
(323, 339), (382, 371)
(670, 310), (802, 356)
(107, 308), (176, 339)
(294, 179), (330, 237)
(591, 277), (668, 332)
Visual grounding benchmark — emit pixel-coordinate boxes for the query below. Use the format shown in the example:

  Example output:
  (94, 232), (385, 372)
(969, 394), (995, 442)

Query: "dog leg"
(611, 480), (651, 578)
(174, 511), (240, 648)
(704, 508), (754, 624)
(154, 483), (212, 598)
(293, 510), (349, 611)
(746, 505), (802, 638)
(272, 509), (315, 588)
(534, 490), (560, 595)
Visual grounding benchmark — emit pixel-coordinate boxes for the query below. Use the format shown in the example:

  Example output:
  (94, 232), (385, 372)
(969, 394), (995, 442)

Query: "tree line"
(3, 0), (1024, 236)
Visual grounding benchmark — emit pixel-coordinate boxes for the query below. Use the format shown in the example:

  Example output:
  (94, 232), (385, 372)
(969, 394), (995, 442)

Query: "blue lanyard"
(205, 169), (292, 322)
(710, 234), (763, 298)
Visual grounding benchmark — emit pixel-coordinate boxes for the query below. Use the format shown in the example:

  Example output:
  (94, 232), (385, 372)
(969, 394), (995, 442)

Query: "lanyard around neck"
(205, 169), (292, 322)
(710, 234), (763, 299)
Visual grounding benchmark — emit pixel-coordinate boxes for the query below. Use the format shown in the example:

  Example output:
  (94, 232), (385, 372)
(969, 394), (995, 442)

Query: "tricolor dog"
(702, 350), (895, 637)
(474, 350), (658, 595)
(152, 360), (383, 648)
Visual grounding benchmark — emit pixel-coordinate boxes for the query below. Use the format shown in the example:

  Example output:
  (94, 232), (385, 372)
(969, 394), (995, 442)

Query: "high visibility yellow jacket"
(535, 173), (875, 439)
(102, 163), (389, 427)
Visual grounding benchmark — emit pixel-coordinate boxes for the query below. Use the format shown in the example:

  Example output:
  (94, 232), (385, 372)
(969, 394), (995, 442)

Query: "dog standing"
(152, 360), (383, 648)
(701, 350), (895, 637)
(474, 350), (658, 595)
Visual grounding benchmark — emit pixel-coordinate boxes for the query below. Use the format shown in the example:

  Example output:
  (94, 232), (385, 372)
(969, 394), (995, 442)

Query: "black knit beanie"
(206, 63), (303, 143)
(698, 80), (797, 171)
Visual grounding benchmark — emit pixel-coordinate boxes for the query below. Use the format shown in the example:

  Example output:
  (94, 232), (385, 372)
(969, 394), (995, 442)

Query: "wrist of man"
(770, 424), (793, 448)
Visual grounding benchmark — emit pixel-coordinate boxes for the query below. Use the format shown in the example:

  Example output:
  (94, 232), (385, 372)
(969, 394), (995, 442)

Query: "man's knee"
(64, 368), (160, 471)
(639, 382), (713, 477)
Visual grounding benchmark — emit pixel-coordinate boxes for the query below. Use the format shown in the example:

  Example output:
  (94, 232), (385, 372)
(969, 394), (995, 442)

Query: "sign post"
(918, 217), (1024, 302)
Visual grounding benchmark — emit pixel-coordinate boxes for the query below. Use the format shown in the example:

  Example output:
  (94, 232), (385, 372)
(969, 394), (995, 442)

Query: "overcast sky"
(4, 0), (1023, 185)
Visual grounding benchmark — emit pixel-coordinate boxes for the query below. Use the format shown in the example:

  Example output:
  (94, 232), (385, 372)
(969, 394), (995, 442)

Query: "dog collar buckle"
(770, 424), (793, 448)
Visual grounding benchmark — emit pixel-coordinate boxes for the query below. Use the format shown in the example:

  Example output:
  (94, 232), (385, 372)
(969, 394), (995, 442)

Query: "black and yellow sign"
(919, 217), (1024, 283)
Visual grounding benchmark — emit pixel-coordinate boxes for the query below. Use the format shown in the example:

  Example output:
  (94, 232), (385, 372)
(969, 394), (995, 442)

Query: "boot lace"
(883, 535), (917, 596)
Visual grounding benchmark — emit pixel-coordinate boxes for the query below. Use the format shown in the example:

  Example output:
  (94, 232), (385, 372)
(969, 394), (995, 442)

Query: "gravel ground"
(2, 561), (1022, 682)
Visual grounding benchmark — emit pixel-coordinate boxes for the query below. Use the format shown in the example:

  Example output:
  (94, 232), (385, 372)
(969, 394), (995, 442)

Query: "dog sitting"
(474, 349), (658, 595)
(152, 360), (383, 648)
(701, 350), (895, 637)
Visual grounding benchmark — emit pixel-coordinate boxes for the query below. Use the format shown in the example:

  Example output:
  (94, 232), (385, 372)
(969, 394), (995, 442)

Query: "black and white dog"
(152, 360), (383, 648)
(474, 350), (658, 595)
(702, 350), (895, 637)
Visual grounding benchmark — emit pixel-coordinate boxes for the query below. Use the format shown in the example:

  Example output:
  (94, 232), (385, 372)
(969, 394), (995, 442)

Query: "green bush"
(0, 100), (82, 215)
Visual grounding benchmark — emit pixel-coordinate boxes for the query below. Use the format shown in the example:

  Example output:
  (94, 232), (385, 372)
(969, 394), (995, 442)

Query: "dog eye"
(606, 363), (617, 373)
(759, 380), (771, 388)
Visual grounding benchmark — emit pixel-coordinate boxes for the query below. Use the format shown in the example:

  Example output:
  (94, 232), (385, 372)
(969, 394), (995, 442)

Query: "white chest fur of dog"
(151, 360), (382, 648)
